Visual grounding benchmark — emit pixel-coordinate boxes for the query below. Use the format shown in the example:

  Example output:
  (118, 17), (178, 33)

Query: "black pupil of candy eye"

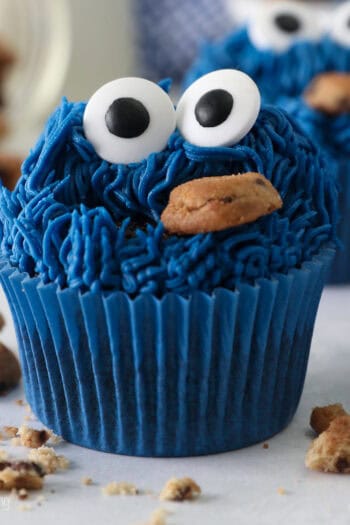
(275, 13), (301, 33)
(195, 89), (234, 128)
(105, 97), (150, 139)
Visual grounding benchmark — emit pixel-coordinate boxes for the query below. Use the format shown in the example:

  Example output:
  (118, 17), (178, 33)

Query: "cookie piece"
(17, 426), (50, 449)
(304, 72), (350, 116)
(310, 404), (348, 435)
(0, 153), (22, 190)
(0, 461), (45, 490)
(306, 415), (350, 473)
(161, 172), (282, 235)
(159, 477), (201, 501)
(0, 343), (21, 394)
(28, 446), (69, 474)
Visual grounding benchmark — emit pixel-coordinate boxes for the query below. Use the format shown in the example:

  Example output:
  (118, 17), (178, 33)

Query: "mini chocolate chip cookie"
(304, 72), (350, 116)
(161, 172), (282, 235)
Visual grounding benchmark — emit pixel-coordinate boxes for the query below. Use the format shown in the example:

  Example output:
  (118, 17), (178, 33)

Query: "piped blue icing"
(0, 97), (338, 295)
(286, 98), (350, 159)
(184, 29), (350, 104)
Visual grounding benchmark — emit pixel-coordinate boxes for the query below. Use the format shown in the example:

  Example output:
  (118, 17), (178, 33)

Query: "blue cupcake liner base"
(0, 248), (333, 457)
(328, 158), (350, 284)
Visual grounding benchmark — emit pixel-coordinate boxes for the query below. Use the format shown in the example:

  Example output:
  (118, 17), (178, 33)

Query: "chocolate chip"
(335, 457), (349, 472)
(220, 196), (234, 204)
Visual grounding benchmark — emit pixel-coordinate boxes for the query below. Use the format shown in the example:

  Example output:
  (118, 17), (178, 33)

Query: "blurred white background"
(63, 0), (136, 101)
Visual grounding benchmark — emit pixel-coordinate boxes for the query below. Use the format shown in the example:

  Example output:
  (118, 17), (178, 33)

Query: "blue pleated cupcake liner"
(0, 248), (334, 457)
(328, 158), (350, 284)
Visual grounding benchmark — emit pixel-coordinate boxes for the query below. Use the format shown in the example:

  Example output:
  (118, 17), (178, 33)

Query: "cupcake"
(0, 69), (337, 457)
(287, 73), (350, 283)
(184, 1), (350, 104)
(186, 1), (350, 284)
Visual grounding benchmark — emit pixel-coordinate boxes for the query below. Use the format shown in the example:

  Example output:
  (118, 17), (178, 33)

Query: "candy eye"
(329, 1), (350, 48)
(176, 69), (261, 148)
(83, 78), (176, 164)
(248, 1), (323, 52)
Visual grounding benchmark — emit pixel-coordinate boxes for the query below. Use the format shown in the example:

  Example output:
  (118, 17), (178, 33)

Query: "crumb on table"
(145, 508), (168, 525)
(81, 477), (93, 486)
(0, 450), (8, 461)
(306, 415), (350, 473)
(102, 481), (138, 496)
(17, 488), (28, 500)
(3, 426), (18, 438)
(0, 461), (45, 490)
(28, 447), (69, 474)
(17, 425), (50, 449)
(159, 477), (201, 502)
(310, 403), (348, 435)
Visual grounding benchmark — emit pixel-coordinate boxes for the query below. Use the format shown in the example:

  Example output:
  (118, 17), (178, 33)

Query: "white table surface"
(0, 285), (349, 525)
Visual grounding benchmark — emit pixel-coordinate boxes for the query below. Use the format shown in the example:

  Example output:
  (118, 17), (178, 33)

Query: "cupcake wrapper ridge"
(0, 248), (334, 457)
(328, 158), (350, 284)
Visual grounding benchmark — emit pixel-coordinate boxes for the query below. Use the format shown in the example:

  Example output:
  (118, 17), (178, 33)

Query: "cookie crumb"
(48, 431), (63, 445)
(35, 494), (46, 506)
(0, 343), (21, 394)
(306, 415), (350, 473)
(18, 488), (28, 500)
(310, 404), (348, 435)
(11, 437), (21, 447)
(17, 425), (50, 449)
(145, 508), (168, 525)
(28, 447), (69, 474)
(3, 426), (18, 438)
(262, 443), (269, 449)
(15, 399), (25, 407)
(0, 450), (8, 460)
(81, 476), (93, 486)
(159, 477), (201, 502)
(18, 503), (32, 511)
(102, 481), (138, 496)
(277, 487), (286, 496)
(0, 461), (44, 490)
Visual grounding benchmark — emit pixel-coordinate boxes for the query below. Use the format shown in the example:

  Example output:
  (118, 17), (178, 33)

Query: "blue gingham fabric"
(133, 0), (232, 82)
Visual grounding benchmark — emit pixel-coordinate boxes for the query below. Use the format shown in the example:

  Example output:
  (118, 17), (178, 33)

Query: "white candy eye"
(329, 1), (350, 48)
(248, 1), (323, 52)
(83, 78), (176, 164)
(176, 69), (261, 148)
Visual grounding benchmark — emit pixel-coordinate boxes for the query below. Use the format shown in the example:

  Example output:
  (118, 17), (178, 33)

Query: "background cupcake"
(184, 1), (350, 104)
(185, 1), (350, 284)
(287, 72), (350, 283)
(0, 70), (337, 457)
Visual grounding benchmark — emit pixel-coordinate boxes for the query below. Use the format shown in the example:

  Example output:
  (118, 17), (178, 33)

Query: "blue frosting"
(286, 99), (350, 159)
(184, 29), (350, 104)
(0, 98), (338, 295)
